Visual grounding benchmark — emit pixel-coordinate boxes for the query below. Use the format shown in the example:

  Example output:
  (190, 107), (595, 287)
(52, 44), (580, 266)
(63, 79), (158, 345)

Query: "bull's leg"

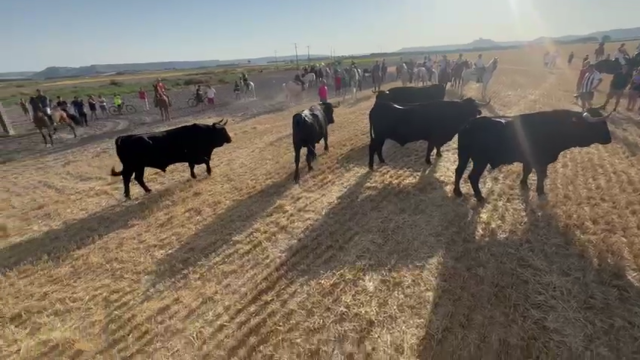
(520, 163), (533, 189)
(323, 132), (329, 152)
(189, 163), (197, 179)
(205, 161), (212, 176)
(306, 145), (316, 172)
(534, 166), (548, 197)
(425, 143), (435, 165)
(375, 139), (386, 165)
(468, 160), (488, 202)
(121, 168), (134, 199)
(435, 145), (443, 158)
(134, 168), (152, 194)
(453, 152), (471, 197)
(294, 144), (302, 183)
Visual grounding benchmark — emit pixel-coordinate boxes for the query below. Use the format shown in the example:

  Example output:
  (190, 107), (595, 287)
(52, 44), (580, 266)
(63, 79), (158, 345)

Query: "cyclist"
(195, 85), (205, 106)
(113, 93), (123, 114)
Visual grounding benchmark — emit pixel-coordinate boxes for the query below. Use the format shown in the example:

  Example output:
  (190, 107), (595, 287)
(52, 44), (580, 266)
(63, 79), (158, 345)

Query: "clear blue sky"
(1, 0), (638, 72)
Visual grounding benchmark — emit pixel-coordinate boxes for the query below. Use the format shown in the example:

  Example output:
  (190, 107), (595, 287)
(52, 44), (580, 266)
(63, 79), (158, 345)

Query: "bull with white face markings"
(367, 97), (489, 170)
(292, 102), (340, 183)
(110, 119), (232, 199)
(453, 108), (613, 202)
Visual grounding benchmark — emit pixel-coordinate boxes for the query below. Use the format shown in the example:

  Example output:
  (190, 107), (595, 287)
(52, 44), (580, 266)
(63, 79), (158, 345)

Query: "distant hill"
(16, 54), (329, 80)
(397, 26), (640, 53)
(0, 71), (37, 79)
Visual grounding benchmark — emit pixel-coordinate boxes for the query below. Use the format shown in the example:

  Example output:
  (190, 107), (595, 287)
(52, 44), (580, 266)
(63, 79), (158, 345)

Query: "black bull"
(110, 119), (232, 199)
(594, 54), (640, 74)
(292, 102), (340, 183)
(373, 84), (446, 105)
(453, 109), (613, 202)
(368, 97), (490, 170)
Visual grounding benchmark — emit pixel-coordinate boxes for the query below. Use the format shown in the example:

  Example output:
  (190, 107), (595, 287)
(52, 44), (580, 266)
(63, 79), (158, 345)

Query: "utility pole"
(293, 43), (299, 70)
(274, 50), (278, 69)
(306, 45), (310, 65)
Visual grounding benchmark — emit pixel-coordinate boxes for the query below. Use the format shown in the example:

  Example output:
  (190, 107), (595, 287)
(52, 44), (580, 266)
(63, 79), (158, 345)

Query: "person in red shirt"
(154, 78), (171, 107)
(138, 87), (149, 111)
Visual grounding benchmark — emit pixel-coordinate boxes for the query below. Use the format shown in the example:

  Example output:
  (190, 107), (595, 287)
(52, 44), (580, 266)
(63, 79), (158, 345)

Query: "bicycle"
(108, 103), (137, 116)
(187, 94), (206, 107)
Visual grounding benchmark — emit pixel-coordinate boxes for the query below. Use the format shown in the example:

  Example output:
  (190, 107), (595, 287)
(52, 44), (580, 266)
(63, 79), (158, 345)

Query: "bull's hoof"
(425, 159), (432, 165)
(294, 174), (300, 183)
(206, 169), (212, 176)
(190, 173), (197, 179)
(520, 181), (529, 189)
(453, 188), (463, 197)
(124, 195), (131, 200)
(474, 194), (486, 203)
(436, 152), (443, 158)
(145, 189), (152, 194)
(536, 190), (546, 197)
(368, 164), (374, 171)
(324, 146), (329, 152)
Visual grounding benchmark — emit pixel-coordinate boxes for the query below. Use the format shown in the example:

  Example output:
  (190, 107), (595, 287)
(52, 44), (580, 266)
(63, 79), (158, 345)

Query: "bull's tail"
(307, 145), (317, 162)
(111, 166), (122, 177)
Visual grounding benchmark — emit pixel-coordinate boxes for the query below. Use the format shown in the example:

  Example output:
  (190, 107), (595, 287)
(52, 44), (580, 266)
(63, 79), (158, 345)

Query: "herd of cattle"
(111, 83), (612, 202)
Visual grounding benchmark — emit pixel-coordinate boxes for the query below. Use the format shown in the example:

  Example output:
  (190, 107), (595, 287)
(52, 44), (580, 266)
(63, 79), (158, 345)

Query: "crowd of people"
(572, 43), (640, 113)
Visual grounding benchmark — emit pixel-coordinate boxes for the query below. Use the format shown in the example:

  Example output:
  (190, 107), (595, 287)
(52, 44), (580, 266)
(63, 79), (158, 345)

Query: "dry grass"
(2, 42), (640, 359)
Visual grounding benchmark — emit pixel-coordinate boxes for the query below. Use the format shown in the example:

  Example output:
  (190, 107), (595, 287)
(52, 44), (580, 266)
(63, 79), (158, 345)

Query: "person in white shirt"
(578, 63), (603, 110)
(474, 54), (485, 82)
(614, 43), (629, 65)
(206, 85), (216, 106)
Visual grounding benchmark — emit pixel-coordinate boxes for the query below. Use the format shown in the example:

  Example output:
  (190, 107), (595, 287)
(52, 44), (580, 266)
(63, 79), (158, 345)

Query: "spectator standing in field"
(371, 60), (382, 92)
(602, 65), (631, 112)
(71, 96), (88, 126)
(154, 78), (171, 107)
(138, 87), (149, 111)
(578, 63), (602, 110)
(97, 94), (108, 116)
(614, 43), (630, 66)
(574, 60), (590, 99)
(568, 51), (574, 66)
(627, 69), (640, 112)
(56, 96), (69, 114)
(206, 85), (216, 106)
(88, 95), (98, 121)
(318, 80), (328, 102)
(18, 98), (30, 120)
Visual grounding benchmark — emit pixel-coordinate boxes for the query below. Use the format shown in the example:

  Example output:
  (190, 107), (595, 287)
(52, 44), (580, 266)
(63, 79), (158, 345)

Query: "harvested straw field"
(2, 43), (640, 359)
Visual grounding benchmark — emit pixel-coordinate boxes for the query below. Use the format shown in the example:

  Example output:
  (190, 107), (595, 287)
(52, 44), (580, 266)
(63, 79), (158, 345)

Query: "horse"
(343, 66), (360, 101)
(415, 66), (428, 86)
(460, 57), (499, 99)
(437, 63), (451, 88)
(33, 107), (77, 146)
(397, 63), (410, 86)
(303, 72), (316, 88)
(153, 85), (171, 121)
(451, 60), (471, 90)
(242, 81), (256, 100)
(283, 81), (306, 104)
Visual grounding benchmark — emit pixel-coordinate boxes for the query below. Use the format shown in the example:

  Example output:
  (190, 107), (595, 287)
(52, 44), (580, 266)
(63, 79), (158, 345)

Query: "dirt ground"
(2, 43), (640, 359)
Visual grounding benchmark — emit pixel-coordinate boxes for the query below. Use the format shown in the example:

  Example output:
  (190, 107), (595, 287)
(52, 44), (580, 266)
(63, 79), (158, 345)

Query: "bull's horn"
(221, 118), (229, 126)
(334, 101), (341, 108)
(583, 111), (613, 122)
(476, 98), (491, 107)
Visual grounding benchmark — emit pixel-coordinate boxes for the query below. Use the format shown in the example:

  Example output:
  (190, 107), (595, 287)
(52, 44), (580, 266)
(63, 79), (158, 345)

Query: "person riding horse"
(294, 73), (306, 91)
(240, 72), (250, 91)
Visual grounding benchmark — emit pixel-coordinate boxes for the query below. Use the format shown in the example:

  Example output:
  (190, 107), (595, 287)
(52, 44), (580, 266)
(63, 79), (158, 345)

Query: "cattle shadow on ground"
(148, 173), (295, 288)
(0, 185), (177, 273)
(278, 167), (475, 281)
(416, 193), (640, 358)
(337, 138), (450, 174)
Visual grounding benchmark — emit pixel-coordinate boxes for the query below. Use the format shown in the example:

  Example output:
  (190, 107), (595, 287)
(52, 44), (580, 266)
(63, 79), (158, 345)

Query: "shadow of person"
(0, 185), (177, 273)
(417, 193), (640, 358)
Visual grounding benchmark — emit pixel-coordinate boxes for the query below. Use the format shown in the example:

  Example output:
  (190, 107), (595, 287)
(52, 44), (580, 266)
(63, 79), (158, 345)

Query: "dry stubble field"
(2, 43), (640, 359)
